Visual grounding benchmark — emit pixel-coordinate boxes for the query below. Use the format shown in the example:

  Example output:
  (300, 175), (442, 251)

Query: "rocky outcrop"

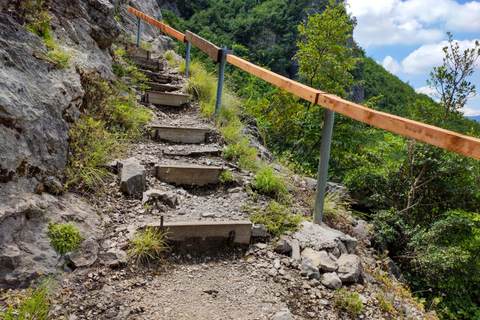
(0, 178), (102, 288)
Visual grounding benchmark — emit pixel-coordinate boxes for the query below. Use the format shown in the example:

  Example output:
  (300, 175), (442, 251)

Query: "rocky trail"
(46, 43), (433, 320)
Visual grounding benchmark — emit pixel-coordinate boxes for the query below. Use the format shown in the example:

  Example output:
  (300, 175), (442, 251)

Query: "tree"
(296, 0), (359, 97)
(427, 32), (480, 123)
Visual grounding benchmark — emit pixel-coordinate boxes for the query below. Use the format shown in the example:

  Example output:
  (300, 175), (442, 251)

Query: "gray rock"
(301, 247), (323, 266)
(321, 272), (342, 290)
(291, 238), (301, 263)
(300, 257), (320, 280)
(317, 251), (338, 272)
(271, 311), (293, 320)
(142, 189), (178, 208)
(0, 189), (102, 288)
(100, 248), (127, 268)
(292, 221), (346, 252)
(344, 235), (359, 254)
(353, 219), (373, 246)
(275, 235), (293, 254)
(337, 254), (362, 283)
(119, 158), (146, 196)
(251, 224), (267, 237)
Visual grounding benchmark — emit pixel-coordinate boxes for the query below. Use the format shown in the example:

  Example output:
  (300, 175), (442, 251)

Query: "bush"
(128, 227), (169, 264)
(334, 288), (365, 317)
(252, 166), (289, 200)
(219, 170), (235, 183)
(47, 223), (84, 254)
(250, 200), (302, 237)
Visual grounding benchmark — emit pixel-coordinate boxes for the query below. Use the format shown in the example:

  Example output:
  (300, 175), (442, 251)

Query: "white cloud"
(459, 106), (480, 116)
(415, 86), (437, 96)
(381, 56), (401, 74)
(401, 39), (480, 74)
(346, 0), (480, 47)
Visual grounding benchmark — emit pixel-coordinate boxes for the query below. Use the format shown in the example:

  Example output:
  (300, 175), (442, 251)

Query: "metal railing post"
(136, 16), (142, 47)
(313, 109), (335, 224)
(214, 45), (227, 117)
(185, 41), (191, 77)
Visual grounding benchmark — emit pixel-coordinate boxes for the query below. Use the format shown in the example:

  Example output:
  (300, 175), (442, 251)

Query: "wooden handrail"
(227, 54), (480, 160)
(126, 7), (480, 161)
(127, 6), (185, 42)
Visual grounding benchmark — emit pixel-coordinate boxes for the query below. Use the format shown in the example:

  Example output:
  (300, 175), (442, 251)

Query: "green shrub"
(0, 277), (54, 320)
(41, 47), (71, 69)
(250, 200), (302, 237)
(252, 166), (289, 199)
(47, 223), (84, 254)
(128, 227), (169, 264)
(335, 288), (365, 317)
(219, 170), (235, 183)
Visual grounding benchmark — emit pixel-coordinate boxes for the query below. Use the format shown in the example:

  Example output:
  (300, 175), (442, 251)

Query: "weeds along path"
(51, 42), (433, 320)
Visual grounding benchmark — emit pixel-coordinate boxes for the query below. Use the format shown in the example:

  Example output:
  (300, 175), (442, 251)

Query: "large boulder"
(0, 180), (102, 288)
(337, 254), (362, 283)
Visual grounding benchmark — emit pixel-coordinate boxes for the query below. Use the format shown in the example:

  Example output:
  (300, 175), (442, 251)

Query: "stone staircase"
(120, 42), (252, 252)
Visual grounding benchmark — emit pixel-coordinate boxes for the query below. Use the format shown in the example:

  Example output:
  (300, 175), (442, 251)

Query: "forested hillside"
(159, 1), (480, 318)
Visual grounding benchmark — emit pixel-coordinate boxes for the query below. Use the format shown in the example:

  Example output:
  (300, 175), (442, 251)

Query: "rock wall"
(0, 0), (171, 288)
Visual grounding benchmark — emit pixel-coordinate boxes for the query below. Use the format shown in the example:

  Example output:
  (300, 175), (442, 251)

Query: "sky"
(345, 0), (480, 116)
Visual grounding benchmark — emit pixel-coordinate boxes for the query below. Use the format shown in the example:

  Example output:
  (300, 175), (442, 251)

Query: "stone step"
(144, 82), (182, 92)
(144, 91), (190, 107)
(147, 221), (252, 252)
(155, 165), (223, 186)
(140, 69), (181, 84)
(150, 126), (208, 143)
(127, 56), (163, 72)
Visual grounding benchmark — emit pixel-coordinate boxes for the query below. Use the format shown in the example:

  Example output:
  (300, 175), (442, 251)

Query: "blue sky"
(345, 0), (480, 116)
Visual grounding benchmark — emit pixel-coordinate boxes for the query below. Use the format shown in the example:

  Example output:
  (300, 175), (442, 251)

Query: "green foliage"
(41, 46), (72, 69)
(0, 277), (54, 320)
(184, 61), (217, 103)
(219, 170), (235, 183)
(19, 0), (51, 41)
(222, 139), (258, 171)
(252, 166), (289, 200)
(427, 32), (480, 123)
(47, 223), (84, 254)
(127, 227), (169, 264)
(334, 288), (365, 317)
(408, 210), (480, 319)
(296, 0), (359, 97)
(66, 71), (152, 192)
(250, 200), (302, 237)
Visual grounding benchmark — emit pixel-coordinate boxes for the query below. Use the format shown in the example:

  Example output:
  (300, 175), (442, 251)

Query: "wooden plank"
(127, 56), (163, 71)
(144, 82), (181, 92)
(145, 91), (190, 106)
(316, 93), (480, 160)
(226, 54), (480, 161)
(226, 54), (318, 103)
(151, 126), (208, 143)
(185, 31), (221, 62)
(148, 221), (252, 245)
(125, 46), (150, 59)
(127, 6), (185, 42)
(155, 165), (223, 186)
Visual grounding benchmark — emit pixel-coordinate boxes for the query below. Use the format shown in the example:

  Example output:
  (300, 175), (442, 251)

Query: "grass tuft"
(334, 288), (365, 317)
(252, 166), (289, 200)
(127, 227), (169, 265)
(0, 277), (54, 320)
(219, 170), (235, 183)
(250, 200), (302, 237)
(184, 61), (217, 103)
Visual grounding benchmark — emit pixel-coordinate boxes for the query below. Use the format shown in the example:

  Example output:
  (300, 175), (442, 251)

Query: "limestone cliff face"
(0, 0), (170, 288)
(0, 0), (169, 184)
